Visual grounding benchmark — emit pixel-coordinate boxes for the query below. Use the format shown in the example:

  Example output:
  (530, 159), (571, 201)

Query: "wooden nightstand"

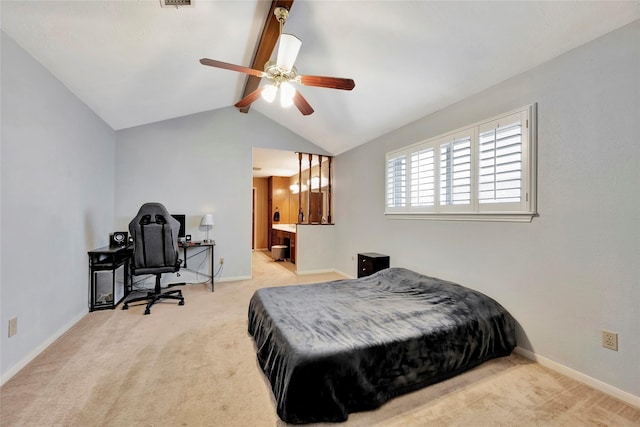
(357, 253), (390, 278)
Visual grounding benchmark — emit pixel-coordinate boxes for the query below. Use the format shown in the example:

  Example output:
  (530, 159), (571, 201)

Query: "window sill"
(385, 212), (537, 223)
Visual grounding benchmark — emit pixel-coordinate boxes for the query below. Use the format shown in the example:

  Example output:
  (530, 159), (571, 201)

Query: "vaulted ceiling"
(3, 1), (638, 156)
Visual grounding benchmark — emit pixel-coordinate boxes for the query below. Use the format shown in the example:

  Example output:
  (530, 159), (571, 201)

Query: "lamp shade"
(200, 213), (214, 227)
(276, 34), (302, 71)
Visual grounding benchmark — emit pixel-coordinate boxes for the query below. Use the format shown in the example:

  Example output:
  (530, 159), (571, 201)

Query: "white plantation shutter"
(439, 134), (472, 207)
(385, 105), (535, 221)
(386, 154), (407, 208)
(410, 147), (435, 207)
(478, 111), (528, 212)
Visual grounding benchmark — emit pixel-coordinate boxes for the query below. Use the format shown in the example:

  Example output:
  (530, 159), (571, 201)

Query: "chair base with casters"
(122, 273), (184, 315)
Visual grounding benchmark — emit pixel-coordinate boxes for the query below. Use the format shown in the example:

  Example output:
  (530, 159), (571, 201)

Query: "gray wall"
(1, 32), (115, 382)
(114, 108), (329, 281)
(334, 21), (640, 398)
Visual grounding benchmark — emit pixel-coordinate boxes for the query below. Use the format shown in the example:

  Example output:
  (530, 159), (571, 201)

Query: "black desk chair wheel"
(122, 202), (184, 315)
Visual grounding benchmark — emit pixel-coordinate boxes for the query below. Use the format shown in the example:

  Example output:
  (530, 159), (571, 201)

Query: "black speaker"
(110, 231), (128, 246)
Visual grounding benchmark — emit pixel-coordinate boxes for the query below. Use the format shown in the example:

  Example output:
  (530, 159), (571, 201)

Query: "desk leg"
(125, 258), (131, 296)
(88, 259), (94, 311)
(183, 247), (188, 269)
(211, 246), (216, 292)
(177, 245), (214, 290)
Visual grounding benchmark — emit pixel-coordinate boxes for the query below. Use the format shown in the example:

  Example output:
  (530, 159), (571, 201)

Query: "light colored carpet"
(1, 250), (638, 426)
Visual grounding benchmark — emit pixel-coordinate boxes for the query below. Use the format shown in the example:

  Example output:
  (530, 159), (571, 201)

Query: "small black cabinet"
(88, 245), (132, 311)
(357, 253), (390, 278)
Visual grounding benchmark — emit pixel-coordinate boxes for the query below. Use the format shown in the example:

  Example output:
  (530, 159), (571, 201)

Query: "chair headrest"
(139, 214), (168, 226)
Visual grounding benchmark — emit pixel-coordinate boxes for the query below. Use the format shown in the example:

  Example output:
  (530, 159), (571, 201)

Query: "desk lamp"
(201, 213), (214, 243)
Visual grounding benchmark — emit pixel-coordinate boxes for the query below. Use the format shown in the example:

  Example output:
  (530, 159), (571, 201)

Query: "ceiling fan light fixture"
(199, 4), (353, 116)
(261, 84), (277, 103)
(280, 82), (296, 108)
(276, 34), (302, 71)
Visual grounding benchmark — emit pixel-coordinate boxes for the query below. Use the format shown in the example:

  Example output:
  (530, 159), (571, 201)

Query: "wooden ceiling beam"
(239, 0), (294, 114)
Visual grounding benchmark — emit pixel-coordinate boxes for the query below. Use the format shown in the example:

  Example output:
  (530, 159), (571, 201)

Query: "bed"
(248, 267), (516, 424)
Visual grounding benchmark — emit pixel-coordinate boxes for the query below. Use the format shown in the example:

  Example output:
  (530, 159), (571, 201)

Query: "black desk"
(179, 241), (216, 292)
(88, 241), (215, 311)
(88, 245), (132, 311)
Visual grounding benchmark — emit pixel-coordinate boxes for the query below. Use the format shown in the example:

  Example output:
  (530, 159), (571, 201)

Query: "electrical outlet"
(602, 330), (618, 351)
(219, 257), (224, 265)
(8, 317), (17, 337)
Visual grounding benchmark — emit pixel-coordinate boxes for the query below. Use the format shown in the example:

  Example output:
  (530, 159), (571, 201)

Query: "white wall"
(1, 32), (115, 383)
(114, 108), (329, 282)
(334, 21), (640, 399)
(296, 225), (336, 274)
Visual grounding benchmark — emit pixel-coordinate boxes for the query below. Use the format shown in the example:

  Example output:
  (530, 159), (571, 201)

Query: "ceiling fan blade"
(293, 91), (314, 116)
(234, 86), (267, 109)
(298, 75), (355, 91)
(199, 58), (265, 78)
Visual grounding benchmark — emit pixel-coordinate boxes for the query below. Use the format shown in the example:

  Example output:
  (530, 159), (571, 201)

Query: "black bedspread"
(248, 267), (516, 424)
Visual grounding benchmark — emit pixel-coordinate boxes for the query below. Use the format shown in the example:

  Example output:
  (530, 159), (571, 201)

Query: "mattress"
(248, 267), (516, 423)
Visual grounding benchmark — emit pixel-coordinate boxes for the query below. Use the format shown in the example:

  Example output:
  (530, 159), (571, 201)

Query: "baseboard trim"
(296, 269), (353, 278)
(514, 346), (640, 408)
(1, 309), (87, 386)
(296, 268), (336, 275)
(334, 269), (354, 279)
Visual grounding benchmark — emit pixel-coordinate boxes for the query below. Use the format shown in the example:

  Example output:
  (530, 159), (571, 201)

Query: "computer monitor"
(171, 214), (186, 238)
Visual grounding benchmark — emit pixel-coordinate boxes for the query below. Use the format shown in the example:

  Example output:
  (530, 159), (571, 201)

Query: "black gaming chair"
(122, 202), (184, 315)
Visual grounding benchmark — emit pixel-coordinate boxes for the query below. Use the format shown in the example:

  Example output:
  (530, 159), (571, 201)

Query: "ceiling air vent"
(160, 0), (193, 8)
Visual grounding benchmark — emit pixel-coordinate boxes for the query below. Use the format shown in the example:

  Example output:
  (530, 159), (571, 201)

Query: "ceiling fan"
(200, 6), (355, 116)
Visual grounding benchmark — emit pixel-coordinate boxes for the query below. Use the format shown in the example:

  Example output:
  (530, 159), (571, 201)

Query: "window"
(385, 104), (537, 221)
